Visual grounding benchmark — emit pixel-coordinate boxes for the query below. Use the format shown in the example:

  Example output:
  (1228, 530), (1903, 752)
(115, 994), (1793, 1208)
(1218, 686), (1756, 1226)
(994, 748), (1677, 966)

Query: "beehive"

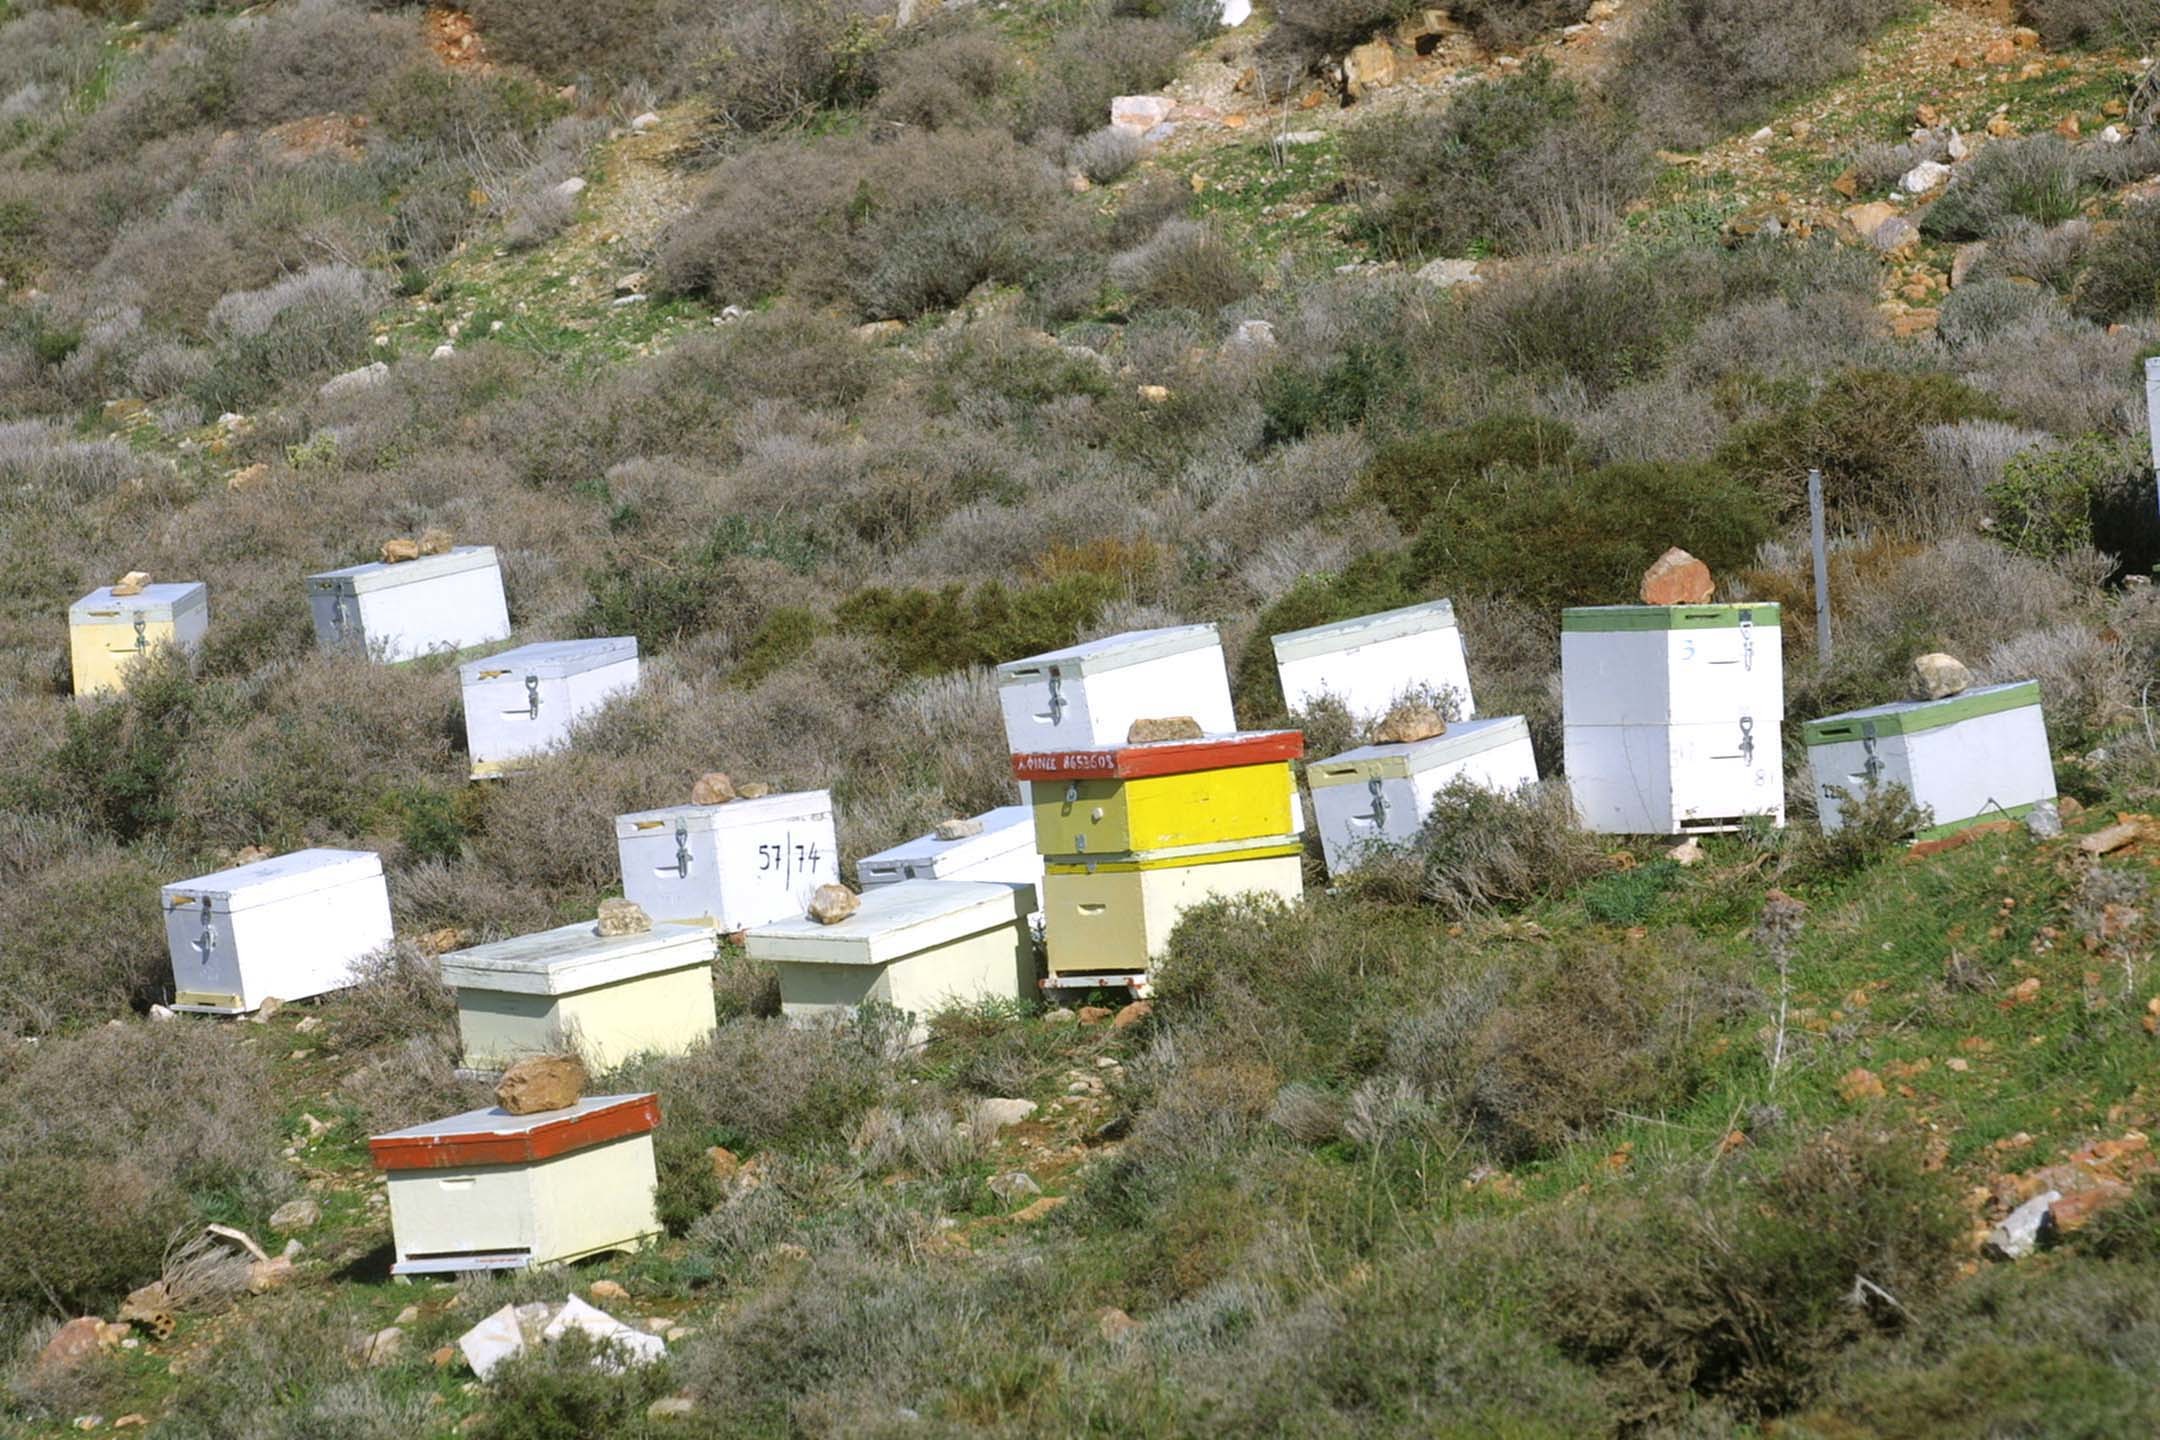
(1805, 681), (2054, 837)
(371, 1094), (662, 1276)
(1270, 598), (1475, 725)
(441, 921), (717, 1073)
(746, 880), (1037, 1028)
(1014, 730), (1305, 857)
(857, 805), (1041, 891)
(161, 849), (391, 1014)
(306, 545), (510, 661)
(1562, 604), (1784, 834)
(614, 791), (839, 932)
(997, 624), (1236, 754)
(460, 638), (640, 779)
(68, 581), (208, 697)
(1041, 839), (1304, 977)
(1306, 716), (1539, 875)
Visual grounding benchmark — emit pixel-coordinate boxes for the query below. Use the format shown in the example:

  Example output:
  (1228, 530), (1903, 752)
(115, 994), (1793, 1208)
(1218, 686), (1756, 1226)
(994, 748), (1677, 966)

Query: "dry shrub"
(626, 1017), (889, 1151)
(329, 942), (458, 1053)
(873, 28), (1016, 132)
(339, 1034), (493, 1132)
(678, 0), (887, 137)
(229, 0), (424, 127)
(1069, 125), (1144, 184)
(1022, 16), (1188, 137)
(1, 842), (179, 1035)
(1410, 777), (1605, 918)
(2019, 0), (2160, 47)
(1110, 219), (1258, 314)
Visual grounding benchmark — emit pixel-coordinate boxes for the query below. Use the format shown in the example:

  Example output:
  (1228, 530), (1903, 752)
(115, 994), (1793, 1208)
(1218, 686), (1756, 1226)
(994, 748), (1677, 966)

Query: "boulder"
(1985, 1190), (2061, 1260)
(1640, 546), (1715, 605)
(1373, 700), (1448, 745)
(707, 1145), (740, 1182)
(37, 1318), (105, 1376)
(588, 1280), (630, 1304)
(630, 112), (660, 132)
(1109, 95), (1176, 132)
(269, 1197), (321, 1232)
(1127, 716), (1204, 743)
(380, 537), (421, 564)
(319, 361), (389, 400)
(1901, 160), (1952, 193)
(1344, 39), (1398, 98)
(1912, 652), (1972, 700)
(595, 898), (652, 937)
(972, 1098), (1038, 1136)
(111, 571), (151, 597)
(245, 1256), (296, 1294)
(1112, 999), (1154, 1029)
(553, 176), (587, 200)
(988, 1171), (1042, 1201)
(934, 816), (985, 840)
(1096, 1307), (1141, 1341)
(736, 781), (772, 799)
(809, 884), (861, 925)
(496, 1055), (586, 1116)
(690, 772), (736, 806)
(1230, 318), (1278, 349)
(1415, 257), (1482, 288)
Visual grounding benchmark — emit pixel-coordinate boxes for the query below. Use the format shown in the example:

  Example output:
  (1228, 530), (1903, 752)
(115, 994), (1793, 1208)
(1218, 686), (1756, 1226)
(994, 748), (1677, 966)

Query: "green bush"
(1986, 435), (2137, 559)
(1347, 61), (1650, 258)
(474, 1331), (682, 1440)
(835, 575), (1119, 676)
(583, 517), (824, 654)
(1358, 412), (1582, 529)
(2074, 198), (2160, 323)
(1923, 136), (2091, 241)
(55, 649), (202, 835)
(1258, 338), (1418, 444)
(1714, 369), (2010, 526)
(1110, 219), (1258, 314)
(1781, 781), (1931, 884)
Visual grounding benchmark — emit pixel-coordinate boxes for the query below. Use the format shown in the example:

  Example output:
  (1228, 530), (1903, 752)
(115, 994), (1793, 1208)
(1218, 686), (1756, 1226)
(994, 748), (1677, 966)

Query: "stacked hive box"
(371, 1094), (663, 1275)
(747, 880), (1038, 1030)
(69, 581), (208, 698)
(1562, 603), (1785, 835)
(614, 790), (839, 932)
(442, 921), (718, 1073)
(1307, 716), (1540, 875)
(306, 545), (510, 661)
(460, 637), (640, 779)
(1270, 598), (1475, 726)
(996, 625), (1237, 755)
(857, 805), (1042, 894)
(1017, 731), (1305, 985)
(1805, 680), (2055, 837)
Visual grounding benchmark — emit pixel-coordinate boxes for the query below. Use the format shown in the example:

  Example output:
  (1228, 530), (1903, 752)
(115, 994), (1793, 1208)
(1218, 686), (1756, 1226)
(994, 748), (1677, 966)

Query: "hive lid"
(614, 789), (835, 838)
(1270, 598), (1458, 664)
(745, 880), (1034, 966)
(1306, 716), (1532, 788)
(858, 806), (1033, 874)
(1562, 603), (1779, 633)
(459, 637), (637, 684)
(1042, 835), (1302, 874)
(162, 848), (382, 913)
(70, 581), (207, 625)
(997, 624), (1221, 683)
(439, 921), (715, 995)
(1012, 729), (1304, 782)
(1803, 680), (2043, 745)
(370, 1093), (660, 1170)
(308, 545), (499, 595)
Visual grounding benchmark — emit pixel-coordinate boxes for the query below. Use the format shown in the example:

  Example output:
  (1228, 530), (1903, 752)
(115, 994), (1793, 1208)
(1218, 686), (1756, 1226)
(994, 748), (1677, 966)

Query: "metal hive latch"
(1046, 668), (1066, 725)
(673, 819), (692, 879)
(1738, 609), (1756, 672)
(132, 613), (148, 652)
(195, 899), (217, 959)
(1861, 719), (1884, 787)
(1738, 715), (1757, 765)
(1362, 776), (1389, 829)
(330, 592), (349, 638)
(524, 674), (541, 719)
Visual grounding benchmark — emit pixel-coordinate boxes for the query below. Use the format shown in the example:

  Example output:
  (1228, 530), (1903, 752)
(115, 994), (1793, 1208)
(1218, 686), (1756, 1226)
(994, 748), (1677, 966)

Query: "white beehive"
(857, 805), (1042, 891)
(306, 545), (510, 662)
(615, 791), (839, 932)
(1271, 598), (1476, 725)
(1306, 716), (1539, 875)
(1562, 604), (1785, 835)
(1805, 680), (2054, 837)
(997, 625), (1236, 753)
(746, 880), (1037, 1029)
(442, 921), (717, 1073)
(460, 638), (640, 779)
(68, 582), (209, 697)
(372, 1094), (662, 1276)
(1560, 603), (1782, 728)
(161, 848), (391, 1014)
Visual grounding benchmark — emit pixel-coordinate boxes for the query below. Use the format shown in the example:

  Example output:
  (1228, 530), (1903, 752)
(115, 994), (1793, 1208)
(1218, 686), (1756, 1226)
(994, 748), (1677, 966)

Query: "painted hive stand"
(441, 920), (718, 1073)
(371, 1094), (662, 1275)
(614, 790), (839, 932)
(1805, 680), (2055, 837)
(161, 848), (392, 1014)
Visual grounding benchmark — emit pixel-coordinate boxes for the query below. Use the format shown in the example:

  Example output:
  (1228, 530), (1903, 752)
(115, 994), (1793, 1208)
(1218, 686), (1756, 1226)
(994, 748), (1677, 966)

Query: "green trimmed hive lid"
(1562, 603), (1780, 633)
(1802, 680), (2042, 746)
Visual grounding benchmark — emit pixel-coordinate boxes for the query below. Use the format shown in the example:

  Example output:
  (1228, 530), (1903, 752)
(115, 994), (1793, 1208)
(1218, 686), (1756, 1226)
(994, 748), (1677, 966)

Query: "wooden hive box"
(1270, 597), (1475, 726)
(1013, 730), (1304, 859)
(441, 921), (717, 1073)
(1805, 681), (2053, 837)
(460, 637), (640, 779)
(614, 791), (839, 931)
(857, 805), (1042, 892)
(1306, 716), (1539, 875)
(69, 581), (207, 697)
(305, 545), (510, 661)
(996, 624), (1235, 754)
(1039, 837), (1304, 979)
(161, 848), (391, 1014)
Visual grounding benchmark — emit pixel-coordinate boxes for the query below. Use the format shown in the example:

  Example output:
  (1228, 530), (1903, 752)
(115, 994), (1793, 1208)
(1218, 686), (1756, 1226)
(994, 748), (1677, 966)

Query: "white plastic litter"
(542, 1296), (667, 1371)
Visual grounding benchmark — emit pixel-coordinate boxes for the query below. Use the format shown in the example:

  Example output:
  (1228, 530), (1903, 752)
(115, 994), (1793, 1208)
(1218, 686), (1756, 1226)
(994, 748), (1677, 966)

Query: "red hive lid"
(1011, 729), (1304, 781)
(370, 1093), (660, 1171)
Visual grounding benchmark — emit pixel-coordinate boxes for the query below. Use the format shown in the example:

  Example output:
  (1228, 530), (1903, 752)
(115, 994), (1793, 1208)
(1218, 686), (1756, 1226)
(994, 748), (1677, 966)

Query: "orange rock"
(1111, 999), (1153, 1029)
(1982, 38), (2017, 64)
(1839, 1067), (1887, 1103)
(2056, 115), (2081, 138)
(1639, 547), (1715, 605)
(1077, 1006), (1112, 1025)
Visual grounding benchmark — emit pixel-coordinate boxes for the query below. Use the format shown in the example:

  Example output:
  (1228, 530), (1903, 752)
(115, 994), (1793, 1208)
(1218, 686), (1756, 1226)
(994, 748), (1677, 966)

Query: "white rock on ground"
(1985, 1191), (2062, 1260)
(1901, 160), (1953, 194)
(543, 1296), (668, 1371)
(317, 362), (389, 400)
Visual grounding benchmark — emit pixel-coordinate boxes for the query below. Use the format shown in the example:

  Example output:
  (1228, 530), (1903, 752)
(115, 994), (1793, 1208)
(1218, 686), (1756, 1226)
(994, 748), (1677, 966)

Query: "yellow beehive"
(1041, 838), (1304, 976)
(68, 581), (208, 697)
(1015, 731), (1305, 858)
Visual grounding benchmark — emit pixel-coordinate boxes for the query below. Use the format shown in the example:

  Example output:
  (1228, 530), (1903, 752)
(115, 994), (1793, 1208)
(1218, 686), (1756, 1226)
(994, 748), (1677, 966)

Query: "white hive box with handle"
(1306, 716), (1539, 875)
(161, 848), (392, 1014)
(747, 880), (1037, 1030)
(615, 791), (839, 932)
(1805, 680), (2054, 837)
(996, 624), (1236, 754)
(1562, 603), (1785, 834)
(441, 921), (717, 1073)
(857, 806), (1041, 891)
(1270, 598), (1476, 727)
(460, 638), (640, 779)
(306, 545), (510, 661)
(68, 582), (208, 698)
(371, 1093), (663, 1275)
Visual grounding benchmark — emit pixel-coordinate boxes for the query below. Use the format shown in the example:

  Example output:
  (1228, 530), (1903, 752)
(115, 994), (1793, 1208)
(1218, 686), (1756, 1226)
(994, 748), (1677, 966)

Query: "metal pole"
(2145, 357), (2160, 521)
(1808, 467), (1832, 663)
